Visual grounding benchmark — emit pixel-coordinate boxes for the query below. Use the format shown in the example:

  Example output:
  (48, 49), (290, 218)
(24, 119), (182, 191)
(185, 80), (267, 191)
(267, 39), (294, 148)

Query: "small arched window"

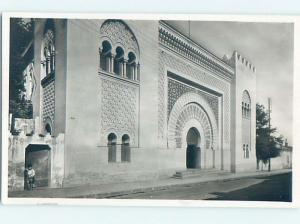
(100, 41), (112, 72)
(126, 52), (136, 80)
(113, 47), (125, 75)
(107, 132), (117, 145)
(242, 102), (245, 116)
(45, 123), (52, 135)
(121, 134), (131, 162)
(247, 104), (250, 117)
(246, 144), (249, 159)
(242, 90), (251, 119)
(122, 134), (130, 145)
(41, 28), (55, 80)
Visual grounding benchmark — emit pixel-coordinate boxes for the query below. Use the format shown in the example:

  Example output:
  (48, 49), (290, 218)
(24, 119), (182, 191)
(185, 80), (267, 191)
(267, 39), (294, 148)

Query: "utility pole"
(268, 98), (272, 172)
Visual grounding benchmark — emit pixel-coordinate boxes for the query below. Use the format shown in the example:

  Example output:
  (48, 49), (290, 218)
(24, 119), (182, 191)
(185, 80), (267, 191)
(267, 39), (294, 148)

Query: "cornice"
(159, 21), (235, 80)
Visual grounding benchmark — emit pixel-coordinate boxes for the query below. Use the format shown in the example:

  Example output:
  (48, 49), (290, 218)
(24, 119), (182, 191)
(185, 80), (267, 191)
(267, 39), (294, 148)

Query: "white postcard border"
(1, 12), (299, 208)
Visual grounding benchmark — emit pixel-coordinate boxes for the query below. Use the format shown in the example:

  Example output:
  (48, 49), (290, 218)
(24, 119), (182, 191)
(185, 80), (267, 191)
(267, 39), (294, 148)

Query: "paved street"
(104, 172), (292, 201)
(8, 169), (291, 201)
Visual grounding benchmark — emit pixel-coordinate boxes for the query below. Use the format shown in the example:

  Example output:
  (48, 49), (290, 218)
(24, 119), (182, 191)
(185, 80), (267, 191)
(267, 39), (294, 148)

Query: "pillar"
(110, 54), (115, 73)
(120, 60), (124, 76)
(46, 56), (50, 75)
(123, 59), (127, 78)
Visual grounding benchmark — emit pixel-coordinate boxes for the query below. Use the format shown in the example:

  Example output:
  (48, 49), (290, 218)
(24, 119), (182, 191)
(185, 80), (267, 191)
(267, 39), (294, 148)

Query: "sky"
(168, 20), (294, 145)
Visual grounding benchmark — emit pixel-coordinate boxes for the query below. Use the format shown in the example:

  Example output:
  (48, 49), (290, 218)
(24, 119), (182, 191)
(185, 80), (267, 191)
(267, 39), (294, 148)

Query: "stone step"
(173, 169), (228, 179)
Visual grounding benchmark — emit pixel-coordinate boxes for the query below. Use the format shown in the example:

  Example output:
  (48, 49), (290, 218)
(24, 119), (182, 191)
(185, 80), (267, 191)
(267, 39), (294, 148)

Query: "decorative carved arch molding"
(99, 20), (140, 60)
(168, 92), (218, 150)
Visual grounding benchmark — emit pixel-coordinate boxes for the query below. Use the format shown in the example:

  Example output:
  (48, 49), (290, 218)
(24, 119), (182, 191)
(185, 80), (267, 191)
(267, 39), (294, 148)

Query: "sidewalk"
(8, 169), (291, 198)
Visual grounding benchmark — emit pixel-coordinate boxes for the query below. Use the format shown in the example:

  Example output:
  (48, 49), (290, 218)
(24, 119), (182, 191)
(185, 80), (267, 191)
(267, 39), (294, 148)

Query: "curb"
(73, 169), (292, 199)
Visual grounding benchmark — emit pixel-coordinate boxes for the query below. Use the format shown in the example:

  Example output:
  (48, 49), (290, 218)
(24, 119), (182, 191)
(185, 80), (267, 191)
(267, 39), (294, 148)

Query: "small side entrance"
(25, 144), (51, 187)
(186, 127), (201, 169)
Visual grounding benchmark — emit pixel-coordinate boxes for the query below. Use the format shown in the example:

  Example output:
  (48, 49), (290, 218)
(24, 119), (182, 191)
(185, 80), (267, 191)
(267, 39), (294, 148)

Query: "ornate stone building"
(9, 18), (257, 189)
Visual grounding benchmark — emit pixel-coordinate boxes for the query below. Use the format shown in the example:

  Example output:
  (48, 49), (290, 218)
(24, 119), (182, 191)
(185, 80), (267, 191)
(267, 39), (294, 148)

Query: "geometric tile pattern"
(100, 77), (139, 145)
(42, 80), (55, 127)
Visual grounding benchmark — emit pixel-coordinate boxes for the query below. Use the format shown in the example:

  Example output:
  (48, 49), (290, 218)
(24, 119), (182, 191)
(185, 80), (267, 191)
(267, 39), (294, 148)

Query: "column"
(51, 49), (55, 73)
(99, 47), (102, 70)
(242, 103), (244, 117)
(110, 54), (115, 73)
(120, 60), (124, 76)
(107, 56), (111, 73)
(122, 59), (127, 78)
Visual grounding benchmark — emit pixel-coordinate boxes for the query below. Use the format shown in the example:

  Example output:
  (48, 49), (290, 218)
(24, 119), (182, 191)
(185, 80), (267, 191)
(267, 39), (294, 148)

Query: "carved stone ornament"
(100, 20), (140, 58)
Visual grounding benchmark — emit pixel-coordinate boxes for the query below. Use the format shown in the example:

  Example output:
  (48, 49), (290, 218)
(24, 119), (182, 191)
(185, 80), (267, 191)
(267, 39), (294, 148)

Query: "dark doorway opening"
(186, 127), (201, 169)
(25, 144), (51, 188)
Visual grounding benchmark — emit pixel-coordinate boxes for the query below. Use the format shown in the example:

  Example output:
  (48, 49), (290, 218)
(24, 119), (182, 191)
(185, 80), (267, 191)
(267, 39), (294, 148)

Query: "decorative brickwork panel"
(159, 51), (231, 144)
(42, 80), (55, 126)
(100, 20), (140, 57)
(168, 78), (219, 125)
(100, 77), (139, 145)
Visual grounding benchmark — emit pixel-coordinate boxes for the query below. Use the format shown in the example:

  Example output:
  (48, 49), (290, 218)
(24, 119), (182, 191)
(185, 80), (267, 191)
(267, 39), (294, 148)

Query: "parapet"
(232, 51), (256, 73)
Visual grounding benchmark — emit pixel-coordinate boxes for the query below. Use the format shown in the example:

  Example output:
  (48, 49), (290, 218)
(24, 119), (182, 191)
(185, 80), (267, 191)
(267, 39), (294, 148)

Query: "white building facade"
(9, 19), (257, 189)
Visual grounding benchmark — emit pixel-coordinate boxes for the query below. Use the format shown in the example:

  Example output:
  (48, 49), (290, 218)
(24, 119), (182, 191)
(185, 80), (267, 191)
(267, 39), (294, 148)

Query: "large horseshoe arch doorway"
(186, 127), (201, 169)
(168, 92), (219, 170)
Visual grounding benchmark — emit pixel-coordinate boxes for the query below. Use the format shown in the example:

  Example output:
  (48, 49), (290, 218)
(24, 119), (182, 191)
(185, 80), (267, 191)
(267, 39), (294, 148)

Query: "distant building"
(9, 19), (257, 189)
(275, 139), (293, 169)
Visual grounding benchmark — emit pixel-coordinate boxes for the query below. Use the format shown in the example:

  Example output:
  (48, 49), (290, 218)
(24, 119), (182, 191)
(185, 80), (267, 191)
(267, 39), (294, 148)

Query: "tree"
(9, 18), (33, 120)
(256, 103), (284, 170)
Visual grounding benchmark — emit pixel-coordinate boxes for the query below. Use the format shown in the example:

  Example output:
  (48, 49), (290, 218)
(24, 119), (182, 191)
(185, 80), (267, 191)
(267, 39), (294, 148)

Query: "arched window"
(45, 123), (52, 135)
(242, 90), (251, 119)
(242, 90), (251, 159)
(247, 104), (250, 117)
(126, 52), (136, 80)
(113, 47), (125, 75)
(99, 20), (140, 82)
(122, 134), (130, 144)
(41, 20), (55, 80)
(107, 133), (117, 163)
(121, 134), (131, 162)
(100, 41), (112, 72)
(246, 144), (249, 158)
